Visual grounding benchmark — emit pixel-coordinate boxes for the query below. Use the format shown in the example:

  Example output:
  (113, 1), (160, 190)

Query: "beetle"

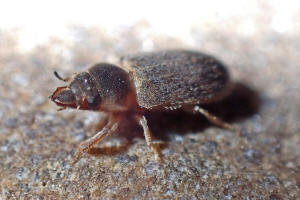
(50, 50), (238, 162)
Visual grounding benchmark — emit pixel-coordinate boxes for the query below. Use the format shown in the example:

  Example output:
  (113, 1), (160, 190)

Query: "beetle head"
(50, 65), (132, 112)
(50, 71), (102, 111)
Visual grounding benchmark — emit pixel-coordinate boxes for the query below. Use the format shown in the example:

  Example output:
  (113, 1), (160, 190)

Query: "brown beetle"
(50, 50), (238, 162)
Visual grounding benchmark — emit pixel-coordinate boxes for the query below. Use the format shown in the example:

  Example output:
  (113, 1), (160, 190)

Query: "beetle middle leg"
(136, 115), (161, 160)
(71, 114), (120, 164)
(193, 105), (240, 136)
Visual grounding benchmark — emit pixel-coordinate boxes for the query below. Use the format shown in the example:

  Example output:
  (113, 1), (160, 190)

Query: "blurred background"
(1, 0), (299, 51)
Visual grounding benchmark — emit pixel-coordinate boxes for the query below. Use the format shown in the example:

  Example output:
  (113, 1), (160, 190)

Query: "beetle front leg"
(136, 115), (161, 160)
(71, 114), (119, 164)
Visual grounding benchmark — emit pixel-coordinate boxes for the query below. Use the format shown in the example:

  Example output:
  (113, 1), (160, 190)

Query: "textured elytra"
(121, 50), (230, 109)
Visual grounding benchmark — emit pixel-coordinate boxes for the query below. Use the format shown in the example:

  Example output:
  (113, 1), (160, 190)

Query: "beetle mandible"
(50, 50), (238, 162)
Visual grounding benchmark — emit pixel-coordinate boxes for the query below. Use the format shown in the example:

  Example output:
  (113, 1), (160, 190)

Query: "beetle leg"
(71, 114), (119, 164)
(57, 107), (66, 111)
(194, 105), (240, 136)
(137, 115), (161, 160)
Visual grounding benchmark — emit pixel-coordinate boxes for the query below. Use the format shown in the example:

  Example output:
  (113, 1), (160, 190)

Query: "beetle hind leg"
(194, 105), (240, 136)
(137, 115), (161, 160)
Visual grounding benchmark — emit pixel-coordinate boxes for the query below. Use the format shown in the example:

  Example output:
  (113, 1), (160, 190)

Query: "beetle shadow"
(143, 82), (261, 141)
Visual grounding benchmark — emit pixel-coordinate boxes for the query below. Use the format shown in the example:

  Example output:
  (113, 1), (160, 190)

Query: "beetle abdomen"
(121, 50), (230, 109)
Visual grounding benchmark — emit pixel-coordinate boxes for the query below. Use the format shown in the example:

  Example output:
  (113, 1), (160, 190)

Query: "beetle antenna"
(54, 71), (70, 82)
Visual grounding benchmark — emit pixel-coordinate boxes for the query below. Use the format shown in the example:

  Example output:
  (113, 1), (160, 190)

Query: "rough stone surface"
(0, 18), (299, 200)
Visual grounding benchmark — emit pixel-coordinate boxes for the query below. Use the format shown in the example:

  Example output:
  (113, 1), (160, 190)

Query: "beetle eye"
(55, 89), (76, 104)
(86, 94), (101, 109)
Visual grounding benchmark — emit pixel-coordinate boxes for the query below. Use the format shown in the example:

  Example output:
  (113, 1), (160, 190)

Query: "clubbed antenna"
(54, 71), (70, 82)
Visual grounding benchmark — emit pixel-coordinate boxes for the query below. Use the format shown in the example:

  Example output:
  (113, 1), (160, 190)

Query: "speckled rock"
(0, 22), (299, 200)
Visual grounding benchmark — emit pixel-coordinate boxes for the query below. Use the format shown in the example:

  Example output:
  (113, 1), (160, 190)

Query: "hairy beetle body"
(50, 50), (238, 163)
